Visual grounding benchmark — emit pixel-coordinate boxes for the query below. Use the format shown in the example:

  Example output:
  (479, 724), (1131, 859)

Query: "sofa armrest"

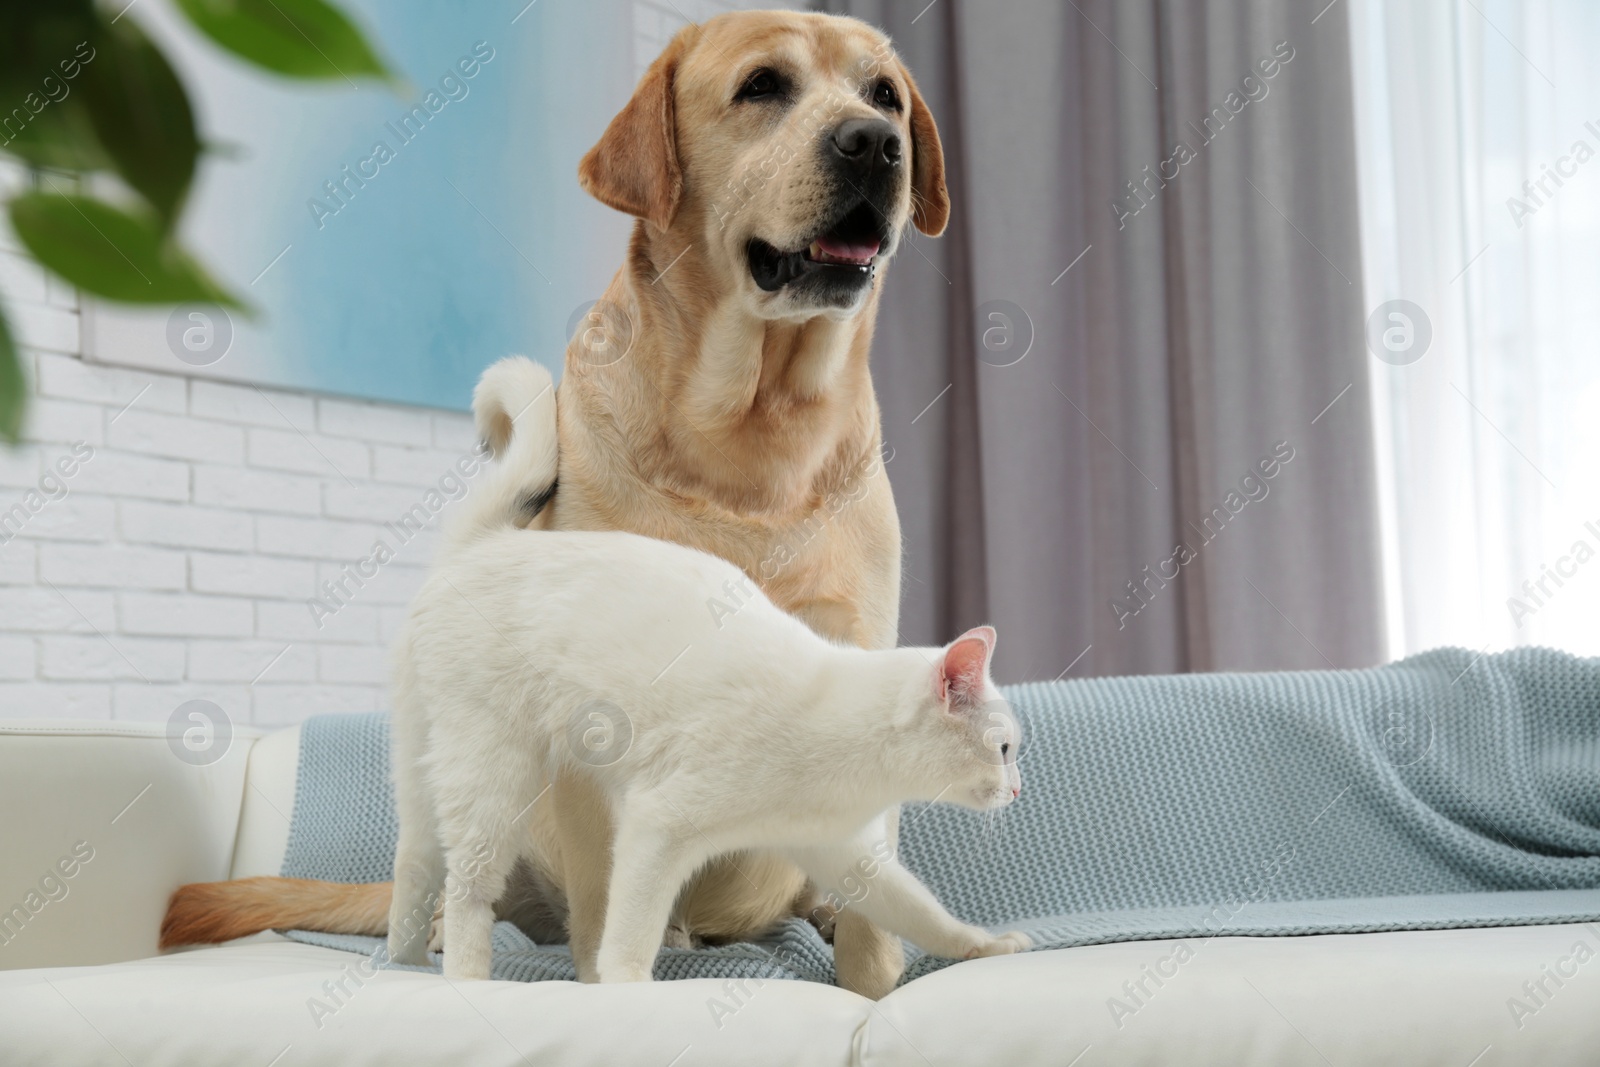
(229, 723), (299, 879)
(0, 720), (260, 971)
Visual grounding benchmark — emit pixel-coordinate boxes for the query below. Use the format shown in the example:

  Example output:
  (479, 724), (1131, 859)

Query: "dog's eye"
(736, 69), (784, 102)
(1001, 743), (1010, 756)
(872, 80), (901, 111)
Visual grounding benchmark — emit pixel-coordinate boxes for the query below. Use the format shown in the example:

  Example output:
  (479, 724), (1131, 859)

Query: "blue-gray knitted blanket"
(280, 647), (1600, 987)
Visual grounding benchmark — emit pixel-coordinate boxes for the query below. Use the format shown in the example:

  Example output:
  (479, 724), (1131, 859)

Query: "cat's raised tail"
(447, 356), (559, 550)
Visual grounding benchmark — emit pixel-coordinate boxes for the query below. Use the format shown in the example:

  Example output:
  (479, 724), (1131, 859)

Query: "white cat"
(387, 357), (1027, 983)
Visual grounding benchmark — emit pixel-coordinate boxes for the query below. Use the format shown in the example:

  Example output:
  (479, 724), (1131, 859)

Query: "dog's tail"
(159, 877), (392, 948)
(447, 356), (558, 551)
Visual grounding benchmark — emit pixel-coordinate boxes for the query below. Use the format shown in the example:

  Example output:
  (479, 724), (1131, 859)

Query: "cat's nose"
(1011, 786), (1021, 799)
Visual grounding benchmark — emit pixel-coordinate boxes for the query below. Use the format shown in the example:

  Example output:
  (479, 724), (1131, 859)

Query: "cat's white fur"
(387, 358), (1027, 982)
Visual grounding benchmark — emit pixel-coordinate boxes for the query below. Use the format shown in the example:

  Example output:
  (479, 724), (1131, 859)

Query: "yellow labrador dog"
(162, 9), (947, 999)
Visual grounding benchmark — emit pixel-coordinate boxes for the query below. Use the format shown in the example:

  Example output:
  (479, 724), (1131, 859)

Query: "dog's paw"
(964, 930), (1031, 959)
(661, 920), (699, 951)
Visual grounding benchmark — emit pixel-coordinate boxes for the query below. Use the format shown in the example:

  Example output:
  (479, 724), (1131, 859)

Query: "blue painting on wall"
(86, 0), (639, 411)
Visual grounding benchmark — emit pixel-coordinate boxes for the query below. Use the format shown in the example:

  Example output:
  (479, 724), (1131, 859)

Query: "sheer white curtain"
(1351, 0), (1600, 659)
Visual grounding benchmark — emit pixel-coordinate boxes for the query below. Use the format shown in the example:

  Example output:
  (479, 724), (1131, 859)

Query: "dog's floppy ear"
(901, 64), (948, 236)
(578, 32), (687, 229)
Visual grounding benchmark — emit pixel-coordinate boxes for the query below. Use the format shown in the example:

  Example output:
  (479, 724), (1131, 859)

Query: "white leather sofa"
(2, 720), (1597, 1066)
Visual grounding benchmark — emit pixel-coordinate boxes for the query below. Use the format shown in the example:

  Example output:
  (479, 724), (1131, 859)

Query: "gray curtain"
(822, 0), (1386, 680)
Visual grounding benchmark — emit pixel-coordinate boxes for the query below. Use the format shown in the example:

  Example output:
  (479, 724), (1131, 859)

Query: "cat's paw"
(387, 918), (441, 965)
(387, 936), (432, 967)
(964, 930), (1032, 959)
(596, 950), (655, 983)
(598, 963), (655, 983)
(441, 952), (493, 981)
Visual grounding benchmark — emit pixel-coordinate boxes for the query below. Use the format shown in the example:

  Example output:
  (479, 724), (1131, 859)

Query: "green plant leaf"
(174, 0), (393, 83)
(0, 306), (24, 444)
(0, 5), (98, 109)
(8, 192), (247, 310)
(0, 98), (112, 173)
(80, 17), (200, 225)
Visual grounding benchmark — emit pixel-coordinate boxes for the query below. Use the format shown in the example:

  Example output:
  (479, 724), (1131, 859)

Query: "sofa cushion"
(865, 922), (1600, 1066)
(5, 924), (1598, 1066)
(0, 935), (871, 1067)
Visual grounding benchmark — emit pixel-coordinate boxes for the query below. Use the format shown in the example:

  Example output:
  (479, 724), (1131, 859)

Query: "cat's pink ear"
(936, 626), (996, 705)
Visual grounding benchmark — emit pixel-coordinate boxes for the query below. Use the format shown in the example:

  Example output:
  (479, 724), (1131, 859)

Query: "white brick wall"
(0, 163), (482, 729)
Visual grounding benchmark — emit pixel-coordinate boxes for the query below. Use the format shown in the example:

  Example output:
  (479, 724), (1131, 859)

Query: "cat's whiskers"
(983, 798), (1014, 848)
(978, 804), (1001, 849)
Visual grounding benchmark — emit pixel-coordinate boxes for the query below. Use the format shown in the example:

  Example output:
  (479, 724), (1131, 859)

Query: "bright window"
(1351, 0), (1600, 658)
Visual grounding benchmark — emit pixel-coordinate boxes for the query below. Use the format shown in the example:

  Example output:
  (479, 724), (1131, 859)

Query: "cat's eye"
(736, 68), (784, 102)
(872, 80), (901, 111)
(1001, 742), (1010, 756)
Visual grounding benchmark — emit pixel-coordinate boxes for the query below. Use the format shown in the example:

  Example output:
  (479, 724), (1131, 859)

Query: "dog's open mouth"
(748, 202), (885, 292)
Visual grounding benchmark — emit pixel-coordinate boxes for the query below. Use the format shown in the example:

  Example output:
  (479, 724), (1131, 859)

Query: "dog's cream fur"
(161, 9), (946, 998)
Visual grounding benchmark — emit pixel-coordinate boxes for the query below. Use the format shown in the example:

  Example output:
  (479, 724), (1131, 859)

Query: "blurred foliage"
(0, 0), (394, 443)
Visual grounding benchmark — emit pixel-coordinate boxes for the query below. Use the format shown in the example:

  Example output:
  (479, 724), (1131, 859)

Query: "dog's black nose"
(831, 118), (901, 169)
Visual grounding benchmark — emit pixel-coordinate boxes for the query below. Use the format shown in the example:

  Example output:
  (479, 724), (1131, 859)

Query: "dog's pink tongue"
(815, 235), (881, 262)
